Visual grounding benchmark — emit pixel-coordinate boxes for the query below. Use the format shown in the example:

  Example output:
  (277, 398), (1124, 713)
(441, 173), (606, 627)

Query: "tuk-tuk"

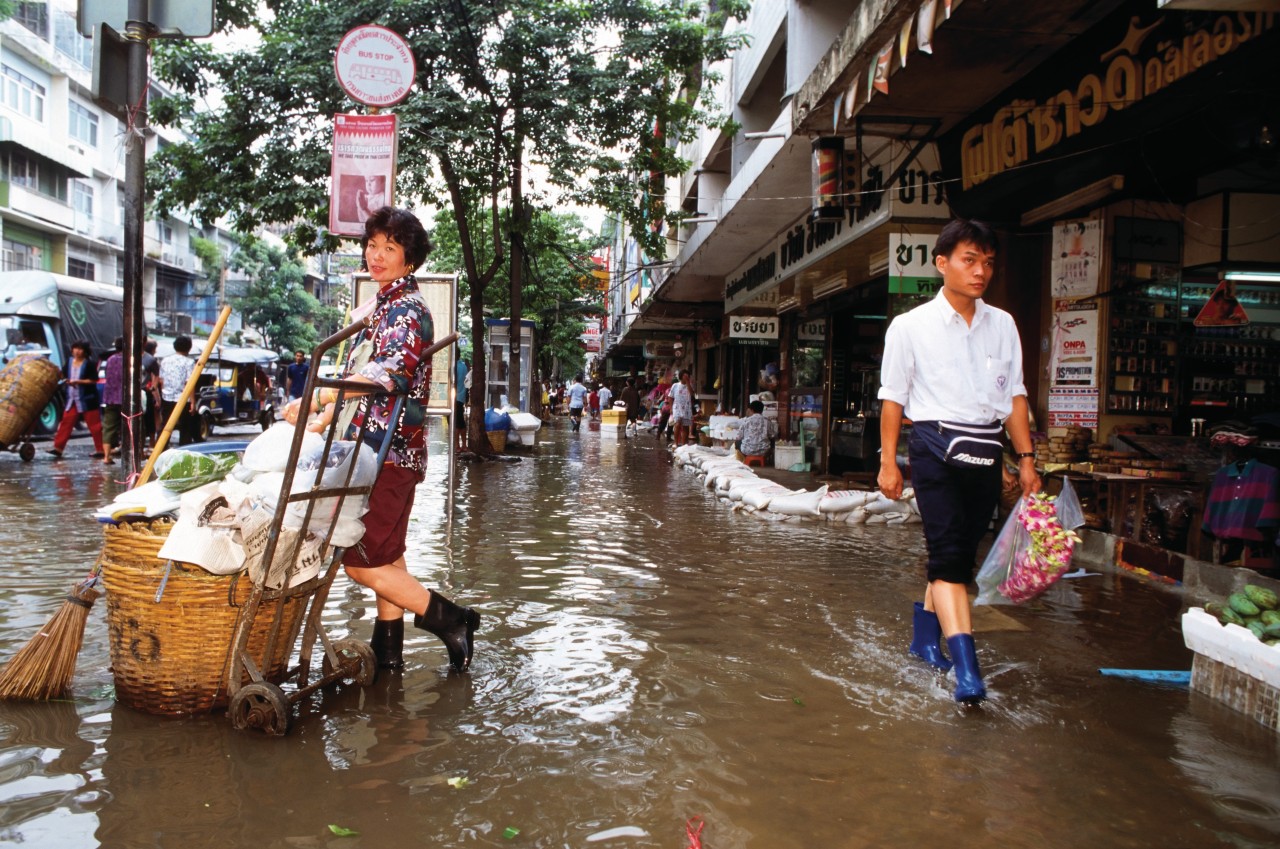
(195, 346), (278, 436)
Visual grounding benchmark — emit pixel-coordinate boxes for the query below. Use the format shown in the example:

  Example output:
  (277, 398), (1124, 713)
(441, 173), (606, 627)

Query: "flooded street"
(1, 422), (1278, 848)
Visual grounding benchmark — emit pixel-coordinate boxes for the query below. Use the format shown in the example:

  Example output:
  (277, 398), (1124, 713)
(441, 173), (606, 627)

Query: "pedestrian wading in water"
(284, 206), (480, 672)
(877, 218), (1041, 704)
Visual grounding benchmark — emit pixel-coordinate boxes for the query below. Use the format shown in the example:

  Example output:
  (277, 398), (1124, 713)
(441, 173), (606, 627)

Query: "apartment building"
(0, 0), (224, 334)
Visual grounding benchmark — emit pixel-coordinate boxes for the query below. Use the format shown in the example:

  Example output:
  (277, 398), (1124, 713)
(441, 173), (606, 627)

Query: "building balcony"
(0, 181), (75, 231)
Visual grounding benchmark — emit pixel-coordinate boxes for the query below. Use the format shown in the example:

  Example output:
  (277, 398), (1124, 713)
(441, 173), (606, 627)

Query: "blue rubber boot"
(946, 633), (987, 704)
(908, 603), (953, 672)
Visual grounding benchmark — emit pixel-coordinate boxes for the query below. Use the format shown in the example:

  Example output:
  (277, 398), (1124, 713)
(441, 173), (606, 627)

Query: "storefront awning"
(793, 0), (1129, 139)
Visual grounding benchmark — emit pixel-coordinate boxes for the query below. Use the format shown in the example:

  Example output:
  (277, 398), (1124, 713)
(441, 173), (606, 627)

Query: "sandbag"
(714, 471), (755, 493)
(741, 485), (795, 511)
(766, 485), (829, 517)
(707, 466), (751, 490)
(818, 489), (877, 514)
(864, 494), (913, 515)
(727, 476), (771, 501)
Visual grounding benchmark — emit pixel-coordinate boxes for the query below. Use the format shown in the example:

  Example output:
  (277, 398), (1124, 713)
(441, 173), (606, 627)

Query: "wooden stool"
(743, 454), (766, 468)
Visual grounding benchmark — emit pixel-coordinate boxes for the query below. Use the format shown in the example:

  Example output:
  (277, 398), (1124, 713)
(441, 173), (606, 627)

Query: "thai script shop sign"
(959, 10), (1275, 190)
(729, 316), (778, 347)
(725, 141), (947, 313)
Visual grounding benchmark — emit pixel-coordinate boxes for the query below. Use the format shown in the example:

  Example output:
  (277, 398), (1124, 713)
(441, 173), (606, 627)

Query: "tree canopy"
(228, 238), (342, 354)
(149, 0), (747, 441)
(427, 207), (602, 382)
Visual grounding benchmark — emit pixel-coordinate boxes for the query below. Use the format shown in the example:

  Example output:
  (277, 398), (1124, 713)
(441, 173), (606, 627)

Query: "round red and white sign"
(334, 25), (416, 108)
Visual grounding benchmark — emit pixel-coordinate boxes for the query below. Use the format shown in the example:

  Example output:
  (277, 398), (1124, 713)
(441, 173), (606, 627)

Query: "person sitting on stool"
(736, 399), (777, 462)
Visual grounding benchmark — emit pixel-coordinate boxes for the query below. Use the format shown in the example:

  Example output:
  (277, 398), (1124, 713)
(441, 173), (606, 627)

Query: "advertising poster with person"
(1050, 218), (1102, 299)
(329, 113), (398, 237)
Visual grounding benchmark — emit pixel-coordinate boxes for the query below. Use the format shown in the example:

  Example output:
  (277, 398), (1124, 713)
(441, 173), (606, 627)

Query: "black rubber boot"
(908, 602), (953, 672)
(370, 618), (405, 670)
(413, 592), (480, 672)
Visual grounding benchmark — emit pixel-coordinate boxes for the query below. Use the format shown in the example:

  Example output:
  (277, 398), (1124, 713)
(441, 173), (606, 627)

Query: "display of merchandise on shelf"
(1106, 271), (1180, 415)
(1179, 280), (1279, 415)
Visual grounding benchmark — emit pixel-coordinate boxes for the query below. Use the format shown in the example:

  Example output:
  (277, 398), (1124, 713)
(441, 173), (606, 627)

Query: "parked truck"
(0, 271), (124, 433)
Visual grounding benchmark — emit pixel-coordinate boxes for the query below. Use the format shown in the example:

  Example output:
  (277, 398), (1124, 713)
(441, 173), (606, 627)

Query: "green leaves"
(228, 237), (342, 353)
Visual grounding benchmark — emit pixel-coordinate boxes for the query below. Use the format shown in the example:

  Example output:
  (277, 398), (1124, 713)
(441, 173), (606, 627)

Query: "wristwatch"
(1015, 452), (1035, 461)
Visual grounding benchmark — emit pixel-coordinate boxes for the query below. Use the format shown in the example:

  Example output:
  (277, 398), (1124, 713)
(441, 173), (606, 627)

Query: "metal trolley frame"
(223, 319), (457, 735)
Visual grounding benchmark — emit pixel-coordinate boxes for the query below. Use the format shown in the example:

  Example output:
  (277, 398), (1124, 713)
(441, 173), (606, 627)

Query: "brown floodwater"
(0, 422), (1277, 848)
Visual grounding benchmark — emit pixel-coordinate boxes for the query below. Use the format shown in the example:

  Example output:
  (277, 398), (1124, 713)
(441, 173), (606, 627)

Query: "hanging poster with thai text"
(329, 113), (398, 237)
(1050, 218), (1101, 299)
(1050, 298), (1099, 386)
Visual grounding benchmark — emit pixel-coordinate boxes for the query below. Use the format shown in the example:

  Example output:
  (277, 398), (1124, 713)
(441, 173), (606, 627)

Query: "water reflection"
(1, 426), (1279, 847)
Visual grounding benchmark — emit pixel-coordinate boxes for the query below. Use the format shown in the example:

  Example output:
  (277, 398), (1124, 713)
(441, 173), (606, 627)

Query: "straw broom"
(0, 306), (233, 700)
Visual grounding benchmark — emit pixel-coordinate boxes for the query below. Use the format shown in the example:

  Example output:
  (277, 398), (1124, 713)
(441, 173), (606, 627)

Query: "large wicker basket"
(0, 354), (60, 445)
(100, 519), (319, 715)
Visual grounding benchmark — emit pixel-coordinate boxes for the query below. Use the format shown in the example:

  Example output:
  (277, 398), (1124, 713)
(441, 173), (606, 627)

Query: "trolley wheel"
(18, 442), (35, 462)
(228, 682), (290, 736)
(322, 638), (377, 687)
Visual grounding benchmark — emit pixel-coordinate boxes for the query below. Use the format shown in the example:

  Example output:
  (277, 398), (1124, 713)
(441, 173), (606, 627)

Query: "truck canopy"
(0, 271), (123, 361)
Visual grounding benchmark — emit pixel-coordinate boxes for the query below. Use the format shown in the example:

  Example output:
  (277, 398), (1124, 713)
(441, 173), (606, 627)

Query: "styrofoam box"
(1182, 608), (1280, 731)
(774, 444), (804, 469)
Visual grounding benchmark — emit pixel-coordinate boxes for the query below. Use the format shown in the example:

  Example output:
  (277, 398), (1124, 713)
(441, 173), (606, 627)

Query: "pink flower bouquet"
(998, 492), (1083, 604)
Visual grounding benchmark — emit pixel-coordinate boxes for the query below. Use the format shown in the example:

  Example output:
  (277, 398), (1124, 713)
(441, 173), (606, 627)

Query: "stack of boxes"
(600, 407), (627, 439)
(1035, 425), (1093, 467)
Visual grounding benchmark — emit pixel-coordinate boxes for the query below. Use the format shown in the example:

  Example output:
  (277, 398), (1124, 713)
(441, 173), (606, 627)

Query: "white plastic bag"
(243, 423), (323, 473)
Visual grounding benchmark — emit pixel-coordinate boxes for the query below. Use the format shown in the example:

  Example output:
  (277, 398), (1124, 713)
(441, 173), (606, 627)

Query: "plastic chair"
(743, 454), (766, 468)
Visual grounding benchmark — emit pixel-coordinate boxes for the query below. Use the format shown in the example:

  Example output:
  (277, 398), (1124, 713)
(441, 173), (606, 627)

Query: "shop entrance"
(826, 299), (889, 477)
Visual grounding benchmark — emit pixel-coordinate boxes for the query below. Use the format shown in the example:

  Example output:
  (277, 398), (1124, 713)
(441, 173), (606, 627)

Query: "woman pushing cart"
(284, 206), (480, 673)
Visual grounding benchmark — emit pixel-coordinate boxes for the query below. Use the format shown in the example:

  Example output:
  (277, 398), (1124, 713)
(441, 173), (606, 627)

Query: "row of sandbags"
(671, 444), (921, 525)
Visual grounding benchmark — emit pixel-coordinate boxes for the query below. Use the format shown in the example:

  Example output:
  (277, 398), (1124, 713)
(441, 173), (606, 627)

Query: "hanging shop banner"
(329, 113), (398, 237)
(1050, 218), (1102, 299)
(725, 142), (947, 312)
(1049, 298), (1100, 386)
(887, 230), (943, 318)
(581, 318), (602, 352)
(918, 1), (937, 54)
(888, 231), (942, 296)
(797, 318), (827, 342)
(1048, 386), (1099, 429)
(729, 316), (779, 342)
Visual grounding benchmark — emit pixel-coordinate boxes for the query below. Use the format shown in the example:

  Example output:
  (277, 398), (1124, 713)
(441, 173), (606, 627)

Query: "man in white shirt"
(565, 374), (589, 433)
(877, 219), (1040, 704)
(598, 382), (613, 412)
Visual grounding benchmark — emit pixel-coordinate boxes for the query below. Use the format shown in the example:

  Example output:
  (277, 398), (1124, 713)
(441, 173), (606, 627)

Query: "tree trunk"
(507, 100), (526, 412)
(437, 150), (503, 455)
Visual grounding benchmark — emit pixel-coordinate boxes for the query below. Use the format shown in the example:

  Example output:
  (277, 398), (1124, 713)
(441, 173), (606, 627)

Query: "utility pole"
(119, 0), (149, 471)
(87, 0), (214, 471)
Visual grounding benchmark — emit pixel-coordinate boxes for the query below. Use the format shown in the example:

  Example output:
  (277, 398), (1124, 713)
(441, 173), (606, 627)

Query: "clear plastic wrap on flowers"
(977, 483), (1084, 605)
